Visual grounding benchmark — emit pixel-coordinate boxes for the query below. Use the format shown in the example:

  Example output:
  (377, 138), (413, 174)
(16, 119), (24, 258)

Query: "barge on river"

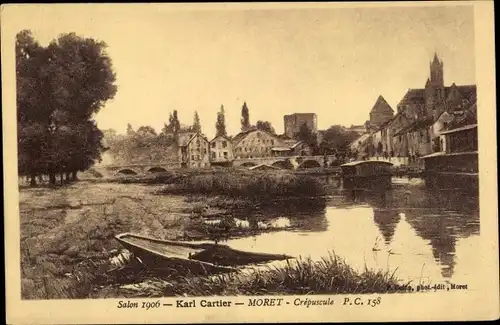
(340, 160), (393, 190)
(115, 233), (293, 275)
(420, 124), (478, 191)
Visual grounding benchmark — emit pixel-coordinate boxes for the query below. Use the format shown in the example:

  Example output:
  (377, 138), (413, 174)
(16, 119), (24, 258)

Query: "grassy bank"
(19, 181), (325, 299)
(110, 253), (409, 297)
(155, 170), (326, 198)
(19, 182), (194, 299)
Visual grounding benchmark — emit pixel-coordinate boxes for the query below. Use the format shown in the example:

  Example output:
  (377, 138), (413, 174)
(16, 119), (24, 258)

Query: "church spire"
(429, 52), (444, 87)
(433, 51), (440, 64)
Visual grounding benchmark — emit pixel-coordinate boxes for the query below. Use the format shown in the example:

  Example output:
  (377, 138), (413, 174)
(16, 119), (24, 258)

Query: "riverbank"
(20, 180), (410, 299)
(101, 254), (409, 297)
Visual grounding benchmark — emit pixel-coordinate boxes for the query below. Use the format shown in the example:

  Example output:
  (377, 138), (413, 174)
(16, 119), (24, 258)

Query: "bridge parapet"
(233, 155), (338, 170)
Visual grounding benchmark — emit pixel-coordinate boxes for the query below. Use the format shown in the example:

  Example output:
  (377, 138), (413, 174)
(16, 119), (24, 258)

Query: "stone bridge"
(91, 155), (338, 177)
(232, 155), (338, 170)
(92, 162), (181, 177)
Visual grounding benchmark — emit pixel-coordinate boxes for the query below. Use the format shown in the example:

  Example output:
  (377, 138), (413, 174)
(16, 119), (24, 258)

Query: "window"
(211, 142), (216, 148)
(197, 155), (200, 160)
(223, 152), (228, 158)
(191, 155), (195, 160)
(212, 152), (216, 159)
(271, 140), (274, 145)
(222, 141), (227, 148)
(219, 152), (222, 157)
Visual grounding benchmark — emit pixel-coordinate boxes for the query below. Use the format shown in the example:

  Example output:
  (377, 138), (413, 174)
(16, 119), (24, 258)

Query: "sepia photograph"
(3, 1), (498, 323)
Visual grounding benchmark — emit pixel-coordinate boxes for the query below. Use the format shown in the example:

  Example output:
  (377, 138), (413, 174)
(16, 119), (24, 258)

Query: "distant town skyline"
(14, 4), (475, 138)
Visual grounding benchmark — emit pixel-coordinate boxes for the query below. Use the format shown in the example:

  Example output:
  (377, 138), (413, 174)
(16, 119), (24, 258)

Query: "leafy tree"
(295, 122), (318, 153)
(241, 102), (250, 131)
(172, 110), (181, 135)
(318, 125), (359, 156)
(16, 30), (117, 185)
(136, 125), (157, 137)
(192, 111), (202, 133)
(215, 105), (227, 137)
(256, 120), (276, 134)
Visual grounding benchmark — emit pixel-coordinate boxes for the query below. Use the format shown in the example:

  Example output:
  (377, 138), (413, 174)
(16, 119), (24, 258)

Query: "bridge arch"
(147, 166), (167, 173)
(116, 168), (138, 176)
(271, 160), (293, 170)
(241, 162), (257, 167)
(297, 160), (321, 169)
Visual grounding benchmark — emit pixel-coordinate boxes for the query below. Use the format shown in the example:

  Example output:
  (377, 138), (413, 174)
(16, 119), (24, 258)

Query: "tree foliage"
(318, 125), (359, 156)
(104, 126), (175, 164)
(192, 111), (202, 133)
(241, 102), (250, 132)
(295, 122), (317, 152)
(256, 120), (276, 134)
(16, 30), (117, 185)
(215, 105), (227, 137)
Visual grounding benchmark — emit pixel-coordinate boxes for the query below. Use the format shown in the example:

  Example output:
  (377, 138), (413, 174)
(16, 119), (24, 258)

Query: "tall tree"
(16, 30), (49, 185)
(256, 120), (275, 134)
(16, 30), (117, 185)
(241, 102), (250, 131)
(192, 111), (202, 133)
(215, 105), (227, 137)
(172, 110), (181, 143)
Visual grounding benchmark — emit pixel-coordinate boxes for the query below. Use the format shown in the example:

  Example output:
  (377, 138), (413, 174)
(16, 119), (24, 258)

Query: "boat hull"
(115, 233), (293, 275)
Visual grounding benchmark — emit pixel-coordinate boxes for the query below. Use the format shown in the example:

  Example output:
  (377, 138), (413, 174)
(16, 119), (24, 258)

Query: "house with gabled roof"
(178, 132), (211, 168)
(367, 95), (394, 132)
(209, 134), (234, 166)
(232, 128), (285, 159)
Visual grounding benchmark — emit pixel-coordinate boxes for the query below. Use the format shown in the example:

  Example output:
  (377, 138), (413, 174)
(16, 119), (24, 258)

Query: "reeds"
(158, 171), (325, 198)
(156, 252), (409, 296)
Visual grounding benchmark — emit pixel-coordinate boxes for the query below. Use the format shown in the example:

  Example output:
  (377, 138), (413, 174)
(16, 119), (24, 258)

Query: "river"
(215, 177), (480, 287)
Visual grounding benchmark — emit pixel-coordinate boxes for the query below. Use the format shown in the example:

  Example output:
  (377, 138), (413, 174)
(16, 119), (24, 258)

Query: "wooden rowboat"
(115, 232), (293, 275)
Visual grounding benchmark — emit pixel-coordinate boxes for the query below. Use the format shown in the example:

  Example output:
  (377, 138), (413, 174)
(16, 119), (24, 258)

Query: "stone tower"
(430, 52), (444, 87)
(425, 52), (446, 119)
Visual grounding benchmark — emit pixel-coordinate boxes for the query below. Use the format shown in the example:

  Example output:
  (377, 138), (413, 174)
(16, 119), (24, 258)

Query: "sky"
(14, 4), (476, 139)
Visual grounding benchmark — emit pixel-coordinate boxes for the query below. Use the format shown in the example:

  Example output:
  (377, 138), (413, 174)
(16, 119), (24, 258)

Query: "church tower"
(426, 52), (446, 120)
(429, 52), (444, 87)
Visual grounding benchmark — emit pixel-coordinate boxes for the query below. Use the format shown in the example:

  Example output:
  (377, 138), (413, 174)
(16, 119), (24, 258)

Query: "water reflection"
(232, 197), (328, 232)
(222, 179), (480, 286)
(373, 209), (401, 245)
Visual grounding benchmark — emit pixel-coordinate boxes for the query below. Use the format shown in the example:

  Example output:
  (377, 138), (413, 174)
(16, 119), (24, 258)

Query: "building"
(421, 123), (478, 189)
(210, 135), (234, 165)
(367, 96), (394, 133)
(373, 53), (477, 164)
(178, 132), (211, 168)
(284, 113), (318, 138)
(271, 140), (312, 157)
(232, 128), (284, 159)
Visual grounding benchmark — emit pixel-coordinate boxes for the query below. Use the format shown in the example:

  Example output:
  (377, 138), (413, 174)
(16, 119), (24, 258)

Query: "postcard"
(2, 1), (499, 324)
